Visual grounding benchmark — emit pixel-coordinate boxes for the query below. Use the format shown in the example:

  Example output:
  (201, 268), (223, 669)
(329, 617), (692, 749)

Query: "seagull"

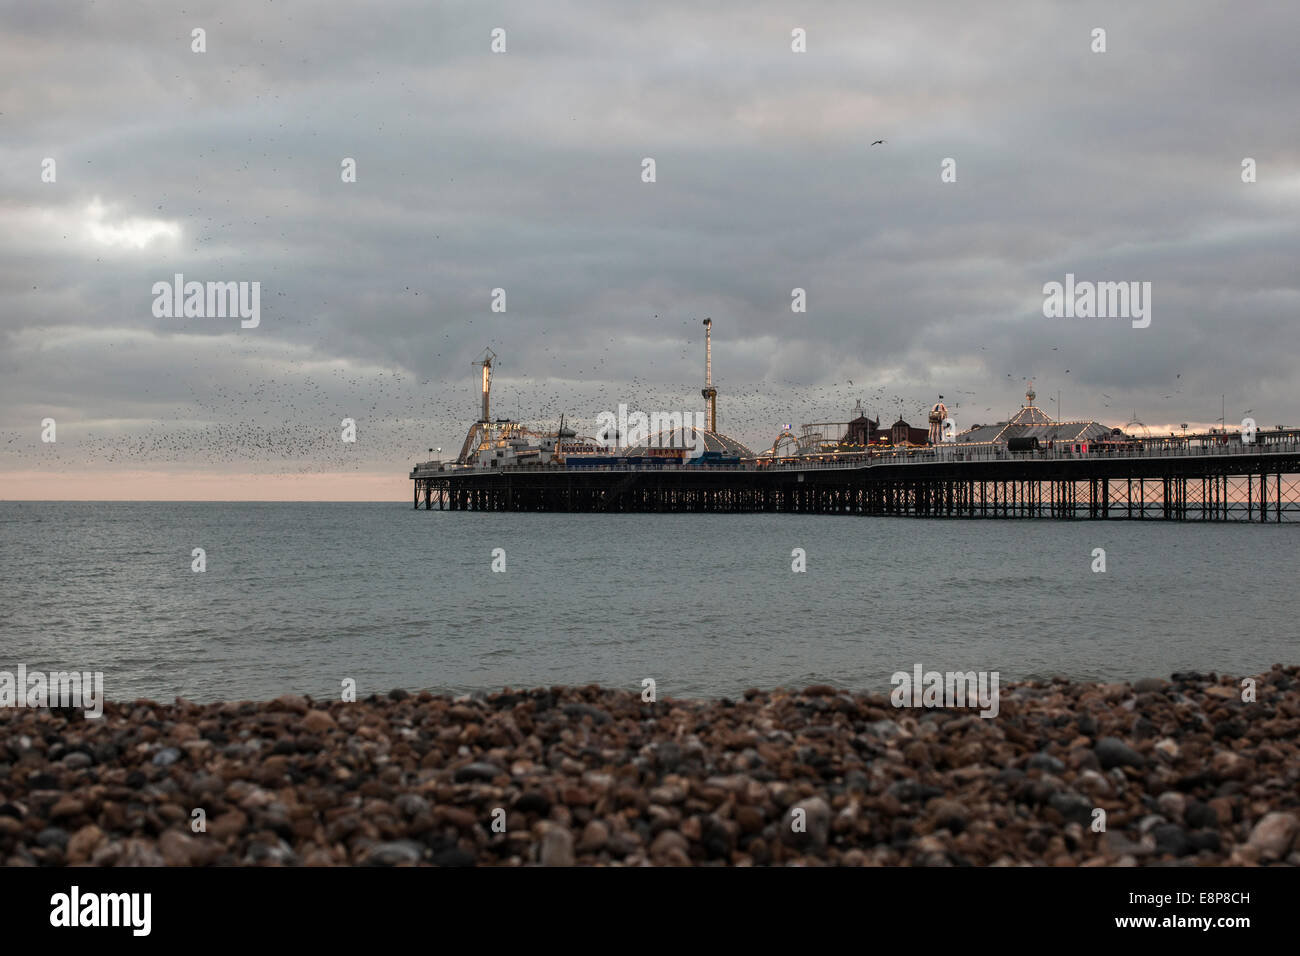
(871, 140), (886, 146)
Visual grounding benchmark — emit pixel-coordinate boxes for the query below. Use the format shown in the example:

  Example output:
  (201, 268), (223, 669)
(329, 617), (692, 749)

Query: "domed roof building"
(624, 425), (755, 459)
(954, 387), (1115, 446)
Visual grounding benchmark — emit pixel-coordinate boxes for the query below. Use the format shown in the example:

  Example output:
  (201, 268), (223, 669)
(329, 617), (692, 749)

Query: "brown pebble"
(577, 820), (609, 853)
(209, 810), (248, 842)
(301, 710), (337, 733)
(50, 797), (85, 819)
(67, 825), (106, 863)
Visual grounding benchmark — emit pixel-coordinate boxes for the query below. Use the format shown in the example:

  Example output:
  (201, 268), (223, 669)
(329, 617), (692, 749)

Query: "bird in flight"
(871, 140), (886, 146)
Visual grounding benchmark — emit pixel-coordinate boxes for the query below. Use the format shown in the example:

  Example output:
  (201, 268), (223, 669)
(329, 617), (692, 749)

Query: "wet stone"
(1048, 792), (1093, 825)
(365, 840), (424, 866)
(453, 762), (503, 783)
(36, 827), (69, 850)
(512, 793), (551, 816)
(1027, 752), (1065, 773)
(539, 825), (575, 867)
(1152, 824), (1191, 857)
(1248, 812), (1298, 861)
(1095, 737), (1145, 770)
(152, 748), (182, 767)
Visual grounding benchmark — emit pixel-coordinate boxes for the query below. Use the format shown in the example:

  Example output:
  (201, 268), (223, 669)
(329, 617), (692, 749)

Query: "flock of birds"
(3, 305), (1199, 470)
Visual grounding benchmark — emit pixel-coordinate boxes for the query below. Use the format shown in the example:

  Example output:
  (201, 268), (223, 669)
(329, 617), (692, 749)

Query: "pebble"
(1247, 812), (1298, 861)
(1027, 752), (1066, 773)
(650, 829), (690, 863)
(1095, 737), (1145, 770)
(928, 798), (969, 833)
(49, 797), (84, 819)
(1048, 792), (1093, 826)
(209, 810), (248, 842)
(67, 824), (105, 863)
(1152, 824), (1191, 857)
(539, 824), (575, 866)
(1133, 677), (1167, 693)
(301, 710), (336, 734)
(1157, 791), (1186, 822)
(577, 820), (609, 853)
(453, 762), (503, 783)
(159, 829), (201, 866)
(152, 747), (182, 767)
(784, 797), (831, 850)
(36, 827), (69, 850)
(365, 840), (424, 866)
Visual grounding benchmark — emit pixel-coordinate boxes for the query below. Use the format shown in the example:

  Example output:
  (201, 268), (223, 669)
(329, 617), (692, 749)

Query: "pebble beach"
(1, 667), (1297, 866)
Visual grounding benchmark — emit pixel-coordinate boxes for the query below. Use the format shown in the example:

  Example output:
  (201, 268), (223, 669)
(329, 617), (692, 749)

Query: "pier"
(412, 434), (1300, 522)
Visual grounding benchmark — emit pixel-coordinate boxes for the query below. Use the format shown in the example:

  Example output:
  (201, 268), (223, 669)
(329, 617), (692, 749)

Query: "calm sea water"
(1, 502), (1295, 702)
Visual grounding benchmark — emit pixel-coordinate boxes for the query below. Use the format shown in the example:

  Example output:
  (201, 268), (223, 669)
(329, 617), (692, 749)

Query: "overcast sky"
(2, 0), (1298, 498)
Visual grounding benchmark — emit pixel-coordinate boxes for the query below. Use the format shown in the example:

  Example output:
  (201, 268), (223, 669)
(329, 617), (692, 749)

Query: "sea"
(1, 501), (1295, 703)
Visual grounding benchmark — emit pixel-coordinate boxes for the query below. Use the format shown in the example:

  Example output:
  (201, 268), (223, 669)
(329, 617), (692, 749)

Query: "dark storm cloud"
(2, 0), (1298, 472)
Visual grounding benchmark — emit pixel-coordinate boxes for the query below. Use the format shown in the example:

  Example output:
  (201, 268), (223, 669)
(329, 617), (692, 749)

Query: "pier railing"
(412, 437), (1300, 477)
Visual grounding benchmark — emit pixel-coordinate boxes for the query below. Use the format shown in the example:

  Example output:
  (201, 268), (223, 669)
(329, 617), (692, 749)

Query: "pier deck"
(411, 439), (1300, 521)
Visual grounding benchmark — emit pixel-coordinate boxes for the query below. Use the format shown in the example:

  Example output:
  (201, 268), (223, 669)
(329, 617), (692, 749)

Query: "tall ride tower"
(701, 318), (718, 432)
(473, 347), (497, 422)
